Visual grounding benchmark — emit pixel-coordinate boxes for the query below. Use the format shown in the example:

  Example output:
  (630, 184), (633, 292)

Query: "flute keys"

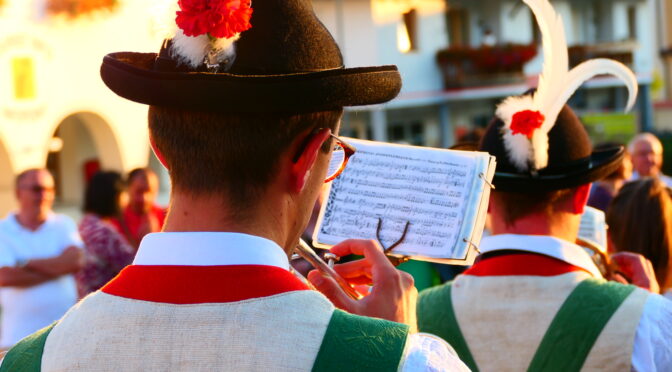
(324, 253), (340, 268)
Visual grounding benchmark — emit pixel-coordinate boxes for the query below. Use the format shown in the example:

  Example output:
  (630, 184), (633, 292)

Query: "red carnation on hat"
(510, 110), (545, 139)
(176, 0), (253, 39)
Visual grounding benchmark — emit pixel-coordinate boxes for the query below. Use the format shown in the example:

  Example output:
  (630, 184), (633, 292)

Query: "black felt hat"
(100, 0), (401, 113)
(479, 103), (624, 192)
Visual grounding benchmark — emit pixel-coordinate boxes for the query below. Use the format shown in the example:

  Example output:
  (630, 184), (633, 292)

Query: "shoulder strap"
(312, 310), (409, 372)
(417, 283), (479, 372)
(0, 323), (56, 372)
(527, 279), (636, 372)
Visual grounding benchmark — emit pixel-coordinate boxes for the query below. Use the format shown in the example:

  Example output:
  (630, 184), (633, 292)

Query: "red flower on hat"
(510, 110), (545, 139)
(176, 0), (253, 39)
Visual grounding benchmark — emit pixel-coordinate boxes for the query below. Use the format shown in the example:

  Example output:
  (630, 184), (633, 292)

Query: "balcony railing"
(568, 41), (636, 68)
(436, 44), (537, 89)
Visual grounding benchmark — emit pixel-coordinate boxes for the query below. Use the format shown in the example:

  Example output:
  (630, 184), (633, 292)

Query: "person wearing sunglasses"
(0, 168), (83, 350)
(0, 0), (470, 371)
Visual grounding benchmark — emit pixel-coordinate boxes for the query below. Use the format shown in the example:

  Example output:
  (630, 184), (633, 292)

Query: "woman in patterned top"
(76, 171), (136, 298)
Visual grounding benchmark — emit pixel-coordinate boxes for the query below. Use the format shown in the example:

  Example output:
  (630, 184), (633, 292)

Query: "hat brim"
(100, 52), (402, 113)
(492, 147), (624, 192)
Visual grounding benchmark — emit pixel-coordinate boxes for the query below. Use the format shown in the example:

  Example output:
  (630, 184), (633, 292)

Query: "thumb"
(308, 270), (356, 311)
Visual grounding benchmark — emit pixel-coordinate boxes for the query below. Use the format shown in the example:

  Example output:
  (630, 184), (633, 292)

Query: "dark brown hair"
(493, 188), (575, 227)
(84, 171), (125, 218)
(607, 178), (672, 291)
(148, 107), (342, 210)
(127, 167), (156, 185)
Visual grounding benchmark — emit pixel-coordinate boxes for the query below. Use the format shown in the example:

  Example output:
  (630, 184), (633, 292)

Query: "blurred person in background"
(0, 169), (83, 348)
(607, 178), (672, 296)
(588, 142), (633, 212)
(76, 171), (136, 298)
(114, 168), (166, 248)
(629, 133), (672, 187)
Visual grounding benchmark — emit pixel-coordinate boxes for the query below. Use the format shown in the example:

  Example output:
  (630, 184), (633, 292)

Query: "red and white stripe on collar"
(102, 232), (308, 304)
(468, 234), (603, 278)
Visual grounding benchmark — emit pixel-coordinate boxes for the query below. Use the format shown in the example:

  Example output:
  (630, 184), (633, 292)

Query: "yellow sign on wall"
(12, 57), (36, 100)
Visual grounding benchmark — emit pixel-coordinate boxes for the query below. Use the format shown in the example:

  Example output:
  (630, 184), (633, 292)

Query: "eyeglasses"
(20, 185), (55, 193)
(293, 130), (356, 183)
(325, 134), (356, 183)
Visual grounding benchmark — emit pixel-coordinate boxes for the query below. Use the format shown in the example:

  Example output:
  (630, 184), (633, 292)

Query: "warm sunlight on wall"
(397, 22), (411, 53)
(371, 0), (444, 25)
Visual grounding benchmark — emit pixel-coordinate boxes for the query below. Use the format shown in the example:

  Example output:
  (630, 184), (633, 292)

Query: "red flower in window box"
(510, 110), (545, 139)
(176, 0), (253, 39)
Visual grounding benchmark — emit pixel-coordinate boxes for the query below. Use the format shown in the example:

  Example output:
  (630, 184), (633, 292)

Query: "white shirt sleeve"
(631, 294), (672, 372)
(399, 333), (472, 372)
(0, 235), (16, 267)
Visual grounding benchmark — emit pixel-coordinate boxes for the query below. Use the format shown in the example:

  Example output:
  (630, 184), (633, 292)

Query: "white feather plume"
(549, 59), (638, 121)
(525, 0), (568, 124)
(496, 0), (639, 172)
(170, 30), (240, 69)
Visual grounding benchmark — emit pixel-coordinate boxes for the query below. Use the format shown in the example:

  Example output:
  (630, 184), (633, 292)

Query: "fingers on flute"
(330, 239), (384, 260)
(333, 260), (373, 279)
(307, 270), (356, 311)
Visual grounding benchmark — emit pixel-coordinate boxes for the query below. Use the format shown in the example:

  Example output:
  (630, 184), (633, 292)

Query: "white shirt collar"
(133, 232), (290, 270)
(7, 212), (55, 233)
(480, 234), (603, 278)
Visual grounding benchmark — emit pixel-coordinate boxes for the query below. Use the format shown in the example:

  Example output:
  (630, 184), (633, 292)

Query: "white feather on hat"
(497, 0), (638, 172)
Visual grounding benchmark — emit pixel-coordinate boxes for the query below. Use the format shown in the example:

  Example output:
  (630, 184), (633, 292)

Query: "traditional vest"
(417, 253), (650, 372)
(1, 265), (409, 372)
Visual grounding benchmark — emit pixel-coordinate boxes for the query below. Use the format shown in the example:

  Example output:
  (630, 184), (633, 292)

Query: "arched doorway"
(0, 139), (16, 218)
(47, 112), (123, 219)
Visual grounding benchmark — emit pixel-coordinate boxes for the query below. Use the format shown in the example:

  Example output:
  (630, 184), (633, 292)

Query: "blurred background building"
(0, 0), (666, 219)
(0, 0), (169, 218)
(316, 0), (657, 148)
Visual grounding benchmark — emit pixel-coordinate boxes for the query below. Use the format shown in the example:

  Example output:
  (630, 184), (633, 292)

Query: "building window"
(398, 8), (418, 53)
(531, 9), (541, 44)
(447, 7), (470, 47)
(627, 5), (637, 40)
(388, 121), (425, 146)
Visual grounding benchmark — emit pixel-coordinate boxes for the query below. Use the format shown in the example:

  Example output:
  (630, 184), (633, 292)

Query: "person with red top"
(76, 171), (135, 298)
(417, 0), (672, 371)
(115, 168), (166, 248)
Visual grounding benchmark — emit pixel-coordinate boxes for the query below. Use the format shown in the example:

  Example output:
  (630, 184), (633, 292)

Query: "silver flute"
(292, 239), (363, 300)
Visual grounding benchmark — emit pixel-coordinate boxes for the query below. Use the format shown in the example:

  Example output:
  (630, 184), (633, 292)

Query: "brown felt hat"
(479, 102), (624, 192)
(100, 0), (402, 113)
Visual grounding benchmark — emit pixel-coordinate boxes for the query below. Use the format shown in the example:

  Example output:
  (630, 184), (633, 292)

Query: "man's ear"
(149, 133), (169, 171)
(290, 129), (330, 193)
(571, 183), (592, 215)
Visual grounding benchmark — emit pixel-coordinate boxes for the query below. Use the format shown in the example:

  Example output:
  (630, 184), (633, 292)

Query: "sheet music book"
(578, 206), (608, 253)
(313, 138), (496, 265)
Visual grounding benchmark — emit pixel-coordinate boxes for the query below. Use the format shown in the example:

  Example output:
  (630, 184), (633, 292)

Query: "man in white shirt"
(629, 132), (672, 187)
(0, 168), (83, 348)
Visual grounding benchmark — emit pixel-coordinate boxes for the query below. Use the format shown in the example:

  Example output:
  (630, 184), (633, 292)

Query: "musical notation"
(316, 140), (489, 259)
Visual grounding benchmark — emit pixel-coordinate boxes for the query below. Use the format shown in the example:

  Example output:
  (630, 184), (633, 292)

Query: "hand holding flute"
(307, 239), (418, 330)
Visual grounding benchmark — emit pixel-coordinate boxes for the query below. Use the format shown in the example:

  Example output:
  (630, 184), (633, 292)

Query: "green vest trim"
(0, 322), (56, 372)
(417, 283), (479, 372)
(417, 278), (636, 372)
(527, 278), (636, 372)
(312, 309), (409, 372)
